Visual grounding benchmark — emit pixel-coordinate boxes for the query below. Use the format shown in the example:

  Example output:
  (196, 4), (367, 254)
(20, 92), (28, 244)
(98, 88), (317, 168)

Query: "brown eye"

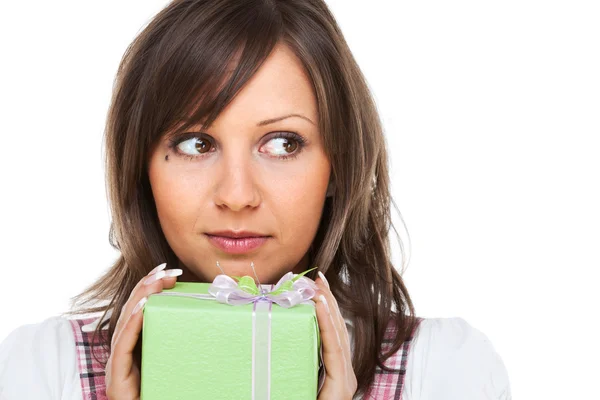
(261, 135), (304, 158)
(283, 139), (298, 153)
(174, 136), (214, 156)
(194, 138), (212, 154)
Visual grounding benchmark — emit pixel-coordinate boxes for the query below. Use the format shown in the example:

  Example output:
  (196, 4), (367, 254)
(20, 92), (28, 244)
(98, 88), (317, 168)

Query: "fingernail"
(132, 297), (147, 315)
(163, 269), (183, 278)
(148, 262), (167, 276)
(318, 271), (330, 289)
(144, 270), (166, 285)
(319, 294), (330, 314)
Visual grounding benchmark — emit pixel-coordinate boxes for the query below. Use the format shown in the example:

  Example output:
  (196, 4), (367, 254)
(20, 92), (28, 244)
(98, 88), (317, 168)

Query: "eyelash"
(166, 131), (308, 162)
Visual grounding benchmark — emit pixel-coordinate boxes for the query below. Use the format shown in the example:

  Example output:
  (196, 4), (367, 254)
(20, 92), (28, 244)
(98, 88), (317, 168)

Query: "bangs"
(145, 0), (285, 142)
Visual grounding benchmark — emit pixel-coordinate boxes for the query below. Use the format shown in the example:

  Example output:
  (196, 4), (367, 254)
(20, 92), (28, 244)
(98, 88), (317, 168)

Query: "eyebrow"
(180, 113), (315, 132)
(256, 113), (315, 127)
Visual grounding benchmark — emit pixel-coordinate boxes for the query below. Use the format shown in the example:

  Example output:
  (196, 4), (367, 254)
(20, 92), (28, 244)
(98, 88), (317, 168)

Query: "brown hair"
(63, 0), (418, 396)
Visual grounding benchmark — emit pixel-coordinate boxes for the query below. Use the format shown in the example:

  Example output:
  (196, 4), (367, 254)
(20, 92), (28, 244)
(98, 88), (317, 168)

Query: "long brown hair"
(63, 0), (419, 396)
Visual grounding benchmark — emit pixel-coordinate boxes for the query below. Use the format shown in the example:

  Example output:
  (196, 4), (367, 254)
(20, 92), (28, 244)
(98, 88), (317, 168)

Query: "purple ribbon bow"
(207, 272), (319, 307)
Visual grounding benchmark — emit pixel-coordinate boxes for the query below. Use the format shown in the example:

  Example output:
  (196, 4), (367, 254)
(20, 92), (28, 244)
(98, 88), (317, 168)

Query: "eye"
(167, 133), (215, 160)
(260, 132), (306, 159)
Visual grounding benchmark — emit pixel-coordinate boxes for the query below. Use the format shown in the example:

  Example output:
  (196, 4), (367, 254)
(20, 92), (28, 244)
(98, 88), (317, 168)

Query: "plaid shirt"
(361, 317), (424, 399)
(69, 316), (423, 399)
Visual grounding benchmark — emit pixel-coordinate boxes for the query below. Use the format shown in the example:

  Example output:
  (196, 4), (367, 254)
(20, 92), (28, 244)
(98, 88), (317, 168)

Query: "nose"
(213, 152), (261, 211)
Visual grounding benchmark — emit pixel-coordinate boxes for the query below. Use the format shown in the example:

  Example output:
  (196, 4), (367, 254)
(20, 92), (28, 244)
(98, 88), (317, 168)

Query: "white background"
(1, 1), (598, 398)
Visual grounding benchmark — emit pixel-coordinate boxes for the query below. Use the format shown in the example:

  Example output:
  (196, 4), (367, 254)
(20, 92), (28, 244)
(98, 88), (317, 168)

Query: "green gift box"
(140, 280), (321, 400)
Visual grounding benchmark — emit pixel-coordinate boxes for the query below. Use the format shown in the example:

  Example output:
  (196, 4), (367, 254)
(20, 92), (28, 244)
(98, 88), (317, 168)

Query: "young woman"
(0, 0), (511, 399)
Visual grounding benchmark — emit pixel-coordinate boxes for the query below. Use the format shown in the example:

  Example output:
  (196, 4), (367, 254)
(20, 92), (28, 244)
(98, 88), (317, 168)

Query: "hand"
(105, 263), (183, 400)
(314, 271), (358, 400)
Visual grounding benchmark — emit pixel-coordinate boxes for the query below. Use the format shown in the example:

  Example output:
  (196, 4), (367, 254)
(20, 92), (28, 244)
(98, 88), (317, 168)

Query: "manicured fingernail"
(132, 297), (147, 315)
(318, 271), (330, 289)
(148, 262), (167, 276)
(319, 294), (330, 314)
(163, 269), (183, 278)
(144, 270), (166, 285)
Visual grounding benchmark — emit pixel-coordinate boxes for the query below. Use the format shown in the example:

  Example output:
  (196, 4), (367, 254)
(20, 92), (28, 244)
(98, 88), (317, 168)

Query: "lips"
(205, 233), (270, 254)
(206, 230), (268, 239)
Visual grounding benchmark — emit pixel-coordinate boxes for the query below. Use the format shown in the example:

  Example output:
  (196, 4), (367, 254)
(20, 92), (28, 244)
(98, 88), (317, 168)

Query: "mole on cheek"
(164, 154), (169, 161)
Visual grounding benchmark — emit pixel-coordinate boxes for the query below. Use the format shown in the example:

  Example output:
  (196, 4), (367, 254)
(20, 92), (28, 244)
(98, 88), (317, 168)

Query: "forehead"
(212, 44), (318, 126)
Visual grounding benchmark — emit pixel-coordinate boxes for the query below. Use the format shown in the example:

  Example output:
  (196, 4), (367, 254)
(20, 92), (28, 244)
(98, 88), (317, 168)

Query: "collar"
(81, 308), (113, 332)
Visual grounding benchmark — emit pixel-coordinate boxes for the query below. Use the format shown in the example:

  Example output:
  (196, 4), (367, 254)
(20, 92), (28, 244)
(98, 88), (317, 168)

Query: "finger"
(112, 269), (181, 349)
(315, 276), (352, 365)
(110, 269), (181, 381)
(315, 293), (347, 380)
(130, 262), (168, 303)
(110, 296), (146, 380)
(113, 263), (167, 340)
(113, 270), (180, 347)
(316, 273), (347, 343)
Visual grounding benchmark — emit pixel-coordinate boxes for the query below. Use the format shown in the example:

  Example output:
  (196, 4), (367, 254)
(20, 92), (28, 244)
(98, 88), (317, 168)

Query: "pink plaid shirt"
(69, 316), (423, 400)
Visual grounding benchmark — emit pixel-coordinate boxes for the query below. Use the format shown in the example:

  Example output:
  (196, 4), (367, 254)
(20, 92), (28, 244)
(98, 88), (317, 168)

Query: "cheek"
(149, 162), (205, 236)
(270, 166), (328, 246)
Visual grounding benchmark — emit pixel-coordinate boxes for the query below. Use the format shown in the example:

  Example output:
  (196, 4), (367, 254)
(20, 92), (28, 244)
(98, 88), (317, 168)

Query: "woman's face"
(148, 44), (331, 284)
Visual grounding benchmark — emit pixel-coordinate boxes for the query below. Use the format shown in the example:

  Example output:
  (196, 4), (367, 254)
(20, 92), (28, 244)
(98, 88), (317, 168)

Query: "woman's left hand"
(314, 271), (358, 400)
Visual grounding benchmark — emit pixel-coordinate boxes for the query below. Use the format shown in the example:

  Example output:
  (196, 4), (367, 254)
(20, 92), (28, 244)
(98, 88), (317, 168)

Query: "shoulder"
(404, 317), (512, 399)
(0, 315), (83, 400)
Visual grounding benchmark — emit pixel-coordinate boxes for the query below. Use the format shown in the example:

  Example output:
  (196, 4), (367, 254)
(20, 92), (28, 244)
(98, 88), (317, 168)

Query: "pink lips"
(205, 234), (269, 254)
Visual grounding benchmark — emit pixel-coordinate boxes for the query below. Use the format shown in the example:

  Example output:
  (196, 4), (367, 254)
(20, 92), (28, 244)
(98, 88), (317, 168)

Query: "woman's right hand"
(105, 263), (183, 400)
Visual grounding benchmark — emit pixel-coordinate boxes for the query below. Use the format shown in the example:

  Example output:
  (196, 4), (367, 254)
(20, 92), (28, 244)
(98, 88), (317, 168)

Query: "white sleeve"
(0, 316), (82, 400)
(403, 317), (512, 400)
